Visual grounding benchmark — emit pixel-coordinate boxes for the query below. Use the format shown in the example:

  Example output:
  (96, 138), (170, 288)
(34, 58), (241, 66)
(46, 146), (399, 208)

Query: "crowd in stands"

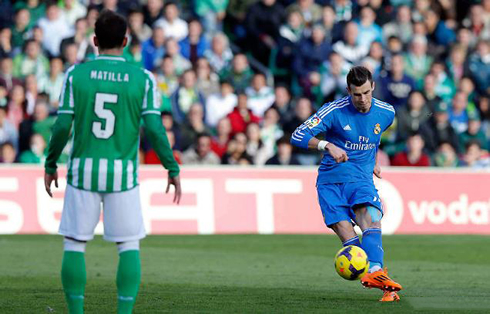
(0, 0), (489, 167)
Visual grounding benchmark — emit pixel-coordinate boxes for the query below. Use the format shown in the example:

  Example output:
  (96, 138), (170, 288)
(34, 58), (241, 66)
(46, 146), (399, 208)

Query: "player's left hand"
(373, 165), (382, 179)
(44, 171), (59, 198)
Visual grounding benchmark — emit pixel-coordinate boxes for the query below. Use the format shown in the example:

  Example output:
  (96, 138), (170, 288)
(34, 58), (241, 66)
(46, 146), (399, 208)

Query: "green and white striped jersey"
(58, 55), (161, 192)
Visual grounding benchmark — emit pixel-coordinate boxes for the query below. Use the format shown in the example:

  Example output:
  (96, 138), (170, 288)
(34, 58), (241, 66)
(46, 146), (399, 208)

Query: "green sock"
(117, 250), (141, 314)
(61, 251), (86, 314)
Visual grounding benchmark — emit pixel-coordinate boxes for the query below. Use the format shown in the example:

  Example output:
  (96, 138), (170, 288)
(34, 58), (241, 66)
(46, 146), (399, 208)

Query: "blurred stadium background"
(0, 0), (489, 312)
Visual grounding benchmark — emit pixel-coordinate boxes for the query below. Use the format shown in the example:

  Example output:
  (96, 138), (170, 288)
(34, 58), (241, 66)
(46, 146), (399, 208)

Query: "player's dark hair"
(346, 66), (373, 87)
(95, 10), (127, 50)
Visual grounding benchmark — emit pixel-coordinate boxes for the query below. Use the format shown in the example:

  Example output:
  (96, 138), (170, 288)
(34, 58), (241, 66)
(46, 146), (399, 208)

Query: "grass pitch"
(1, 234), (489, 313)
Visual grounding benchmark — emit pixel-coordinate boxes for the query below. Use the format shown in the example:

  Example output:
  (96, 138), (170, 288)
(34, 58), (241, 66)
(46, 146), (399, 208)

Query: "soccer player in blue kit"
(291, 66), (403, 302)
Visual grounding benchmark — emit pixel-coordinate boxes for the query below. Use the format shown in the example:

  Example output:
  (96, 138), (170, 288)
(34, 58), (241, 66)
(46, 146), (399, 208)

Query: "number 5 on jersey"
(92, 92), (118, 139)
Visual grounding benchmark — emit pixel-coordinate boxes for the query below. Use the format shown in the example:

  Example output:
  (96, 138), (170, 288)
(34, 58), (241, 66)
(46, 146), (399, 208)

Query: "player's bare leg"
(330, 221), (361, 247)
(354, 206), (402, 300)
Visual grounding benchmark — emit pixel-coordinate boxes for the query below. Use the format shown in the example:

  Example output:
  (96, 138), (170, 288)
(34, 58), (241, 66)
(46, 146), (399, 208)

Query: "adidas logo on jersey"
(343, 124), (352, 131)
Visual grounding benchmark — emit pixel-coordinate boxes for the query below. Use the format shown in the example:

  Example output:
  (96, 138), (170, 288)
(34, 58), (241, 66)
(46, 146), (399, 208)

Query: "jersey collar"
(96, 55), (126, 62)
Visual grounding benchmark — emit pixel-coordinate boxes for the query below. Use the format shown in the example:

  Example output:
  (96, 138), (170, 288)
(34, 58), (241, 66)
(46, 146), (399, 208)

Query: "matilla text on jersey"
(90, 70), (130, 82)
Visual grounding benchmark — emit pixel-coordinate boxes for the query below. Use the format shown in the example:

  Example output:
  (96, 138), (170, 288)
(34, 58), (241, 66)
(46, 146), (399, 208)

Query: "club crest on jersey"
(305, 115), (321, 129)
(374, 123), (381, 134)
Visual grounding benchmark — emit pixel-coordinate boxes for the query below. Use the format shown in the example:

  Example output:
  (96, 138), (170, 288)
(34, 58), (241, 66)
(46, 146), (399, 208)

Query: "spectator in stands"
(0, 28), (13, 59)
(182, 132), (220, 165)
(259, 106), (284, 163)
(180, 103), (210, 151)
(245, 73), (275, 117)
(143, 0), (164, 27)
(220, 53), (254, 93)
(286, 0), (322, 28)
(320, 51), (349, 101)
(468, 40), (490, 96)
(145, 129), (182, 165)
(227, 93), (260, 135)
(245, 122), (269, 164)
(460, 140), (490, 168)
(60, 18), (93, 62)
(331, 0), (354, 23)
(404, 35), (433, 90)
(62, 43), (80, 68)
(154, 1), (188, 41)
(266, 135), (300, 165)
(179, 19), (209, 66)
(128, 8), (152, 43)
(38, 2), (73, 57)
(421, 101), (460, 153)
(18, 100), (53, 154)
(245, 0), (285, 65)
(0, 58), (22, 93)
(13, 39), (49, 79)
(433, 142), (460, 167)
(466, 4), (490, 41)
(195, 57), (220, 99)
(447, 45), (469, 86)
(319, 5), (343, 44)
(24, 74), (39, 114)
(171, 69), (205, 124)
(142, 27), (166, 71)
(155, 55), (179, 111)
(275, 10), (304, 70)
(271, 85), (294, 128)
(459, 110), (488, 151)
(391, 133), (431, 166)
(356, 6), (382, 50)
(204, 32), (233, 75)
(205, 80), (237, 128)
(221, 132), (252, 165)
(61, 0), (86, 27)
(7, 84), (27, 130)
(194, 0), (228, 40)
(477, 96), (490, 146)
(0, 141), (16, 163)
(424, 9), (456, 48)
(449, 91), (470, 134)
(283, 97), (313, 135)
(0, 107), (18, 153)
(165, 37), (191, 75)
(293, 24), (331, 98)
(18, 132), (45, 163)
(383, 5), (412, 45)
(160, 112), (182, 151)
(421, 74), (443, 112)
(361, 41), (383, 78)
(38, 57), (64, 107)
(374, 54), (415, 109)
(332, 22), (368, 64)
(211, 117), (232, 158)
(397, 91), (431, 141)
(11, 9), (31, 53)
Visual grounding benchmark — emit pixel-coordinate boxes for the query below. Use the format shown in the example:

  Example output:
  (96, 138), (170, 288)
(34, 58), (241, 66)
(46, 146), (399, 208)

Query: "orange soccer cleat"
(361, 268), (403, 292)
(380, 290), (401, 302)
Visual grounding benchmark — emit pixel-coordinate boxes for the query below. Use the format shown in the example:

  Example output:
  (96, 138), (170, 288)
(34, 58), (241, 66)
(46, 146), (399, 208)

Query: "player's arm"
(44, 114), (73, 197)
(373, 149), (382, 179)
(141, 70), (181, 203)
(290, 110), (348, 163)
(44, 66), (76, 197)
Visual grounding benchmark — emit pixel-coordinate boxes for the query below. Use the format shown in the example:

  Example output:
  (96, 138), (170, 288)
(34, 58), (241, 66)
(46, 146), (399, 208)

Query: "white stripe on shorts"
(113, 160), (122, 191)
(83, 158), (93, 190)
(98, 159), (108, 191)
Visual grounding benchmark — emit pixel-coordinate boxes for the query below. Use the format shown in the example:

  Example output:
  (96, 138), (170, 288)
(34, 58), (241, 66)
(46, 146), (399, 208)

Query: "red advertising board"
(0, 166), (489, 235)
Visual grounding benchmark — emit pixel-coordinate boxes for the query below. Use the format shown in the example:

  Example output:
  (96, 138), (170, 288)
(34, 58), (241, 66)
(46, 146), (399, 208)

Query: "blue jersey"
(290, 96), (395, 184)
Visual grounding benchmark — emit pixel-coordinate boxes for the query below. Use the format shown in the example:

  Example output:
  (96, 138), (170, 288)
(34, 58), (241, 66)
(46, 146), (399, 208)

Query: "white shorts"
(59, 185), (146, 242)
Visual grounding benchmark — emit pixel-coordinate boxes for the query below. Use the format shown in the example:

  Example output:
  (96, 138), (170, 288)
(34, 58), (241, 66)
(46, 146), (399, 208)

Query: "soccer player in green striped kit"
(44, 10), (181, 314)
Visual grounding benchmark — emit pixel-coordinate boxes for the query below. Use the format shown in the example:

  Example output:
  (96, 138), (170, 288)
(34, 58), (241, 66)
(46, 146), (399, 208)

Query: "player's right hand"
(44, 171), (58, 198)
(166, 174), (182, 204)
(326, 144), (349, 163)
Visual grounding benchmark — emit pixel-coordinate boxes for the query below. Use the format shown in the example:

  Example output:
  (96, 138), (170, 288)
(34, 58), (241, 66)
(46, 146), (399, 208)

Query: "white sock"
(369, 265), (382, 273)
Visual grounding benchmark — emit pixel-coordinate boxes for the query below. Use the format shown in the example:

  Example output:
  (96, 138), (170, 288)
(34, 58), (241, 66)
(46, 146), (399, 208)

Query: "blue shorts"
(317, 181), (383, 228)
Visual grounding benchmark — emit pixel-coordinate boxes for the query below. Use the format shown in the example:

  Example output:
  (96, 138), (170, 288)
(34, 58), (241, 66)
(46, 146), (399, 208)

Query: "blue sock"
(361, 228), (383, 271)
(342, 236), (361, 247)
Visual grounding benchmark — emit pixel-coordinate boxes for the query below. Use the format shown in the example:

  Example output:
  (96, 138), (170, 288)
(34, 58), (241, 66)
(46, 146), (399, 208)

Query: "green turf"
(1, 235), (489, 313)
